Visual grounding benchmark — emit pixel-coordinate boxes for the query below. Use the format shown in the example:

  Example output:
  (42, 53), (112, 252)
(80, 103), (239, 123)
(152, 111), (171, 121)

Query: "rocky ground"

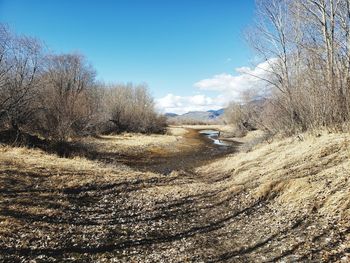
(0, 128), (349, 262)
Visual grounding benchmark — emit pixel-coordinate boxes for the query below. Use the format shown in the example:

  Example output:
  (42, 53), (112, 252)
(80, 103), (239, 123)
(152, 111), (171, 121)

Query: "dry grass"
(0, 145), (157, 190)
(1, 129), (348, 216)
(166, 126), (189, 136)
(197, 132), (350, 218)
(1, 129), (349, 261)
(80, 126), (187, 155)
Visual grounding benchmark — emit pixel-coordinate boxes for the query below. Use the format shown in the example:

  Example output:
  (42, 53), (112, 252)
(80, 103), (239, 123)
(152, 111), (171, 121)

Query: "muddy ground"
(0, 129), (349, 262)
(93, 129), (240, 174)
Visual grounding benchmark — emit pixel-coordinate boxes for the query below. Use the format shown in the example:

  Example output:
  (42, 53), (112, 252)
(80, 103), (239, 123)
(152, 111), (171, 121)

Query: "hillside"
(1, 128), (349, 262)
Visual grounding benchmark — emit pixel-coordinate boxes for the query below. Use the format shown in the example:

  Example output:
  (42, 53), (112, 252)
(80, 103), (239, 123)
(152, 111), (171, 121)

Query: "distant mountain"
(165, 113), (178, 117)
(165, 109), (225, 123)
(207, 109), (225, 117)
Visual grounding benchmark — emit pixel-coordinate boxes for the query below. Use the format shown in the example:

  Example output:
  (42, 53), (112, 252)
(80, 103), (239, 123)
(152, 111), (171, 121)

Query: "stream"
(198, 129), (232, 146)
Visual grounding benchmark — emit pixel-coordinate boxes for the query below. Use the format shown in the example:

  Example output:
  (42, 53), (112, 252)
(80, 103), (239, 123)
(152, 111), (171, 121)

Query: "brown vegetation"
(223, 97), (263, 137)
(0, 129), (349, 262)
(100, 84), (167, 134)
(37, 54), (98, 140)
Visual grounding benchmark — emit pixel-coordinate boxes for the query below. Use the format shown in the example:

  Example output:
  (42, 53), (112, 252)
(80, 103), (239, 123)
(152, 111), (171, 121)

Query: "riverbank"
(0, 127), (349, 262)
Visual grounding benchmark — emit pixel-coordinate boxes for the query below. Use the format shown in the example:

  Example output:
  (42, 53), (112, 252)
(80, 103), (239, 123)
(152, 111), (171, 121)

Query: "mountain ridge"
(165, 109), (225, 122)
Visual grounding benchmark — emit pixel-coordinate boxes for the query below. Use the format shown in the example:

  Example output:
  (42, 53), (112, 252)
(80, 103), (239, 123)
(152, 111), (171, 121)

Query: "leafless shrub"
(100, 83), (166, 134)
(223, 90), (264, 136)
(35, 54), (98, 141)
(0, 24), (44, 131)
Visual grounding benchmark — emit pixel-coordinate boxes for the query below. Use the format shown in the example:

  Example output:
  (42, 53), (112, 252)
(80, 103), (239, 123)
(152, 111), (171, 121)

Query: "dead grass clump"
(198, 132), (350, 219)
(318, 144), (343, 158)
(255, 180), (288, 200)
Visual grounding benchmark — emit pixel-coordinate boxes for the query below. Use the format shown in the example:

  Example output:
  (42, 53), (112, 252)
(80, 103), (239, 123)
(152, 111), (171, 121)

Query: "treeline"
(225, 0), (350, 135)
(167, 117), (220, 126)
(0, 25), (166, 141)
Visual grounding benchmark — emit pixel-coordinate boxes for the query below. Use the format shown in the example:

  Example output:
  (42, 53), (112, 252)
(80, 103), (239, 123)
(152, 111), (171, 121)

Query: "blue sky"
(0, 0), (261, 114)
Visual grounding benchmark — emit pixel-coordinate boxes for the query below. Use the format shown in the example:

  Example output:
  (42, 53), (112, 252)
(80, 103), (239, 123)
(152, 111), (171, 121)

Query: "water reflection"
(199, 130), (231, 146)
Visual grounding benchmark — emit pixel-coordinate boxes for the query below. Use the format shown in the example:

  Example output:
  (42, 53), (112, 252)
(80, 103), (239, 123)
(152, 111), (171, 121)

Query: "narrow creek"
(199, 129), (232, 146)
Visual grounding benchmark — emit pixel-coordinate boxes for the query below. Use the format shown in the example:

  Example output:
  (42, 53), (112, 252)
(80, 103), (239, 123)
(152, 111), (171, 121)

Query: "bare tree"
(37, 54), (97, 140)
(239, 0), (350, 134)
(223, 89), (264, 136)
(102, 83), (166, 134)
(0, 25), (43, 131)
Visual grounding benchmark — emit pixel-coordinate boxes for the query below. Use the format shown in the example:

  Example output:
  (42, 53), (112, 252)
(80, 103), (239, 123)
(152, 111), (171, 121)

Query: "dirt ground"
(0, 127), (349, 262)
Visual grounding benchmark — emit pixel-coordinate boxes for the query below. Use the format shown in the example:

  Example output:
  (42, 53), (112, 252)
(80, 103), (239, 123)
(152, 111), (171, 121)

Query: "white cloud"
(194, 59), (273, 97)
(156, 59), (274, 114)
(189, 94), (213, 105)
